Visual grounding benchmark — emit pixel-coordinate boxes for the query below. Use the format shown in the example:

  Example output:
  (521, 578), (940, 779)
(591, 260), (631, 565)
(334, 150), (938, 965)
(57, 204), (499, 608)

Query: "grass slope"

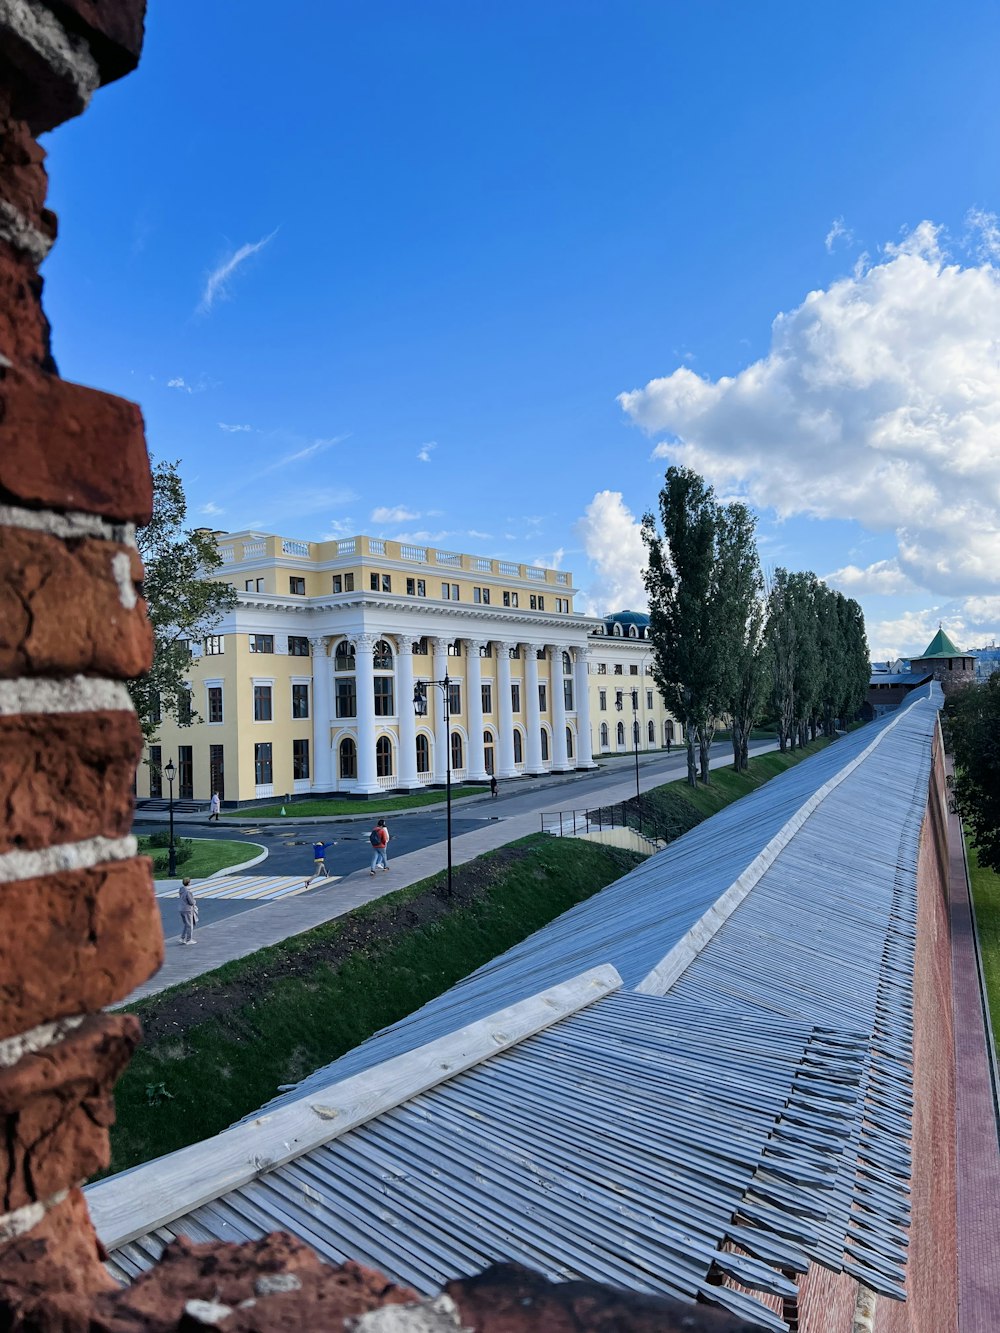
(967, 843), (1000, 1041)
(136, 836), (261, 880)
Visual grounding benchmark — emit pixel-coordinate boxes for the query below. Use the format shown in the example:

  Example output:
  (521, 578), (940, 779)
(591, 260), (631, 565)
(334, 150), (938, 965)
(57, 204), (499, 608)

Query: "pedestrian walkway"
(153, 874), (335, 903)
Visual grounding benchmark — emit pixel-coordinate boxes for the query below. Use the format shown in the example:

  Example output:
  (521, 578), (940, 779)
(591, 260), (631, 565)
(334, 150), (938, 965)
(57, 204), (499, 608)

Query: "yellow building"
(138, 532), (677, 804)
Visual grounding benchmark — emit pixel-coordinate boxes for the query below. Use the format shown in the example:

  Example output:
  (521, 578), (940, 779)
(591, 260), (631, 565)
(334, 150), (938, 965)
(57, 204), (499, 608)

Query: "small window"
(503, 590), (519, 608)
(339, 737), (357, 779)
(448, 640), (462, 657)
(250, 634), (274, 654)
(600, 690), (607, 710)
(253, 685), (273, 721)
(204, 635), (224, 655)
(513, 731), (523, 763)
(563, 679), (573, 711)
(289, 576), (306, 595)
(151, 693), (161, 724)
(207, 686), (223, 724)
(382, 574), (391, 592)
(648, 720), (655, 743)
(480, 642), (493, 657)
(448, 682), (462, 715)
(566, 727), (573, 759)
(335, 678), (356, 718)
(617, 721), (625, 746)
(416, 733), (430, 773)
(484, 731), (495, 774)
(596, 663), (607, 675)
(332, 574), (343, 593)
(441, 582), (460, 601)
(511, 683), (521, 712)
(334, 641), (355, 672)
(540, 729), (549, 761)
(292, 683), (309, 719)
(293, 738), (310, 779)
(613, 663), (623, 675)
(149, 745), (162, 798)
(413, 636), (428, 655)
(538, 683), (547, 712)
(600, 723), (609, 749)
(344, 572), (355, 591)
(630, 664), (639, 675)
(288, 636), (310, 656)
(370, 573), (379, 591)
(530, 595), (538, 610)
(474, 587), (481, 603)
(406, 577), (427, 596)
(254, 742), (273, 784)
(451, 732), (464, 770)
(376, 735), (393, 777)
(373, 640), (394, 670)
(374, 677), (394, 716)
(481, 683), (493, 714)
(646, 690), (653, 709)
(178, 686), (193, 725)
(510, 645), (521, 659)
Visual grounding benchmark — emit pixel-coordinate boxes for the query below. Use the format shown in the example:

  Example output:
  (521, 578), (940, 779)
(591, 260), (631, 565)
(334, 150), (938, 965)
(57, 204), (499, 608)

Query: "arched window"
(666, 720), (675, 744)
(648, 720), (655, 744)
(600, 722), (609, 749)
(451, 732), (463, 770)
(617, 721), (625, 746)
(565, 726), (573, 758)
(484, 731), (495, 774)
(416, 734), (430, 773)
(373, 639), (394, 670)
(540, 729), (549, 761)
(613, 623), (622, 636)
(339, 737), (357, 779)
(376, 735), (393, 777)
(334, 640), (355, 672)
(628, 625), (638, 638)
(562, 651), (572, 675)
(513, 731), (523, 764)
(633, 720), (640, 745)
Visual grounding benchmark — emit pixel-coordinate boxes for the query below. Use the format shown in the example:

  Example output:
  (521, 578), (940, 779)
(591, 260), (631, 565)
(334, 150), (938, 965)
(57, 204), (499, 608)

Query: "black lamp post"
(164, 757), (177, 877)
(414, 674), (452, 897)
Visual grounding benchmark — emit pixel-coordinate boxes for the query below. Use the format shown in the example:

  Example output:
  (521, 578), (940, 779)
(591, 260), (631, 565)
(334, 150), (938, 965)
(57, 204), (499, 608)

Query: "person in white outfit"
(179, 877), (198, 944)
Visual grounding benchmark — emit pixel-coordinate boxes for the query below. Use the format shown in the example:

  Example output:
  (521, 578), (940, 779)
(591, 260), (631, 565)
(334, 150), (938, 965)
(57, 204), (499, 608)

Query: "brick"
(0, 711), (142, 855)
(0, 366), (152, 522)
(49, 2), (147, 85)
(0, 103), (53, 237)
(0, 526), (151, 679)
(0, 859), (163, 1038)
(0, 242), (55, 370)
(0, 1014), (140, 1214)
(0, 1187), (117, 1307)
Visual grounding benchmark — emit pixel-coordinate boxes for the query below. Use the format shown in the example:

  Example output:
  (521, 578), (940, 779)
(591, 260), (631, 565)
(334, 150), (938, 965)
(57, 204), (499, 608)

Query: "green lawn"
(222, 785), (489, 819)
(108, 836), (642, 1173)
(137, 836), (261, 880)
(967, 843), (1000, 1041)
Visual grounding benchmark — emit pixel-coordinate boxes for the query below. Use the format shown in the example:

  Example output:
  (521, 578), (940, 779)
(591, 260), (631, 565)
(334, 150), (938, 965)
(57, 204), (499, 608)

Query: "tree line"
(641, 467), (870, 787)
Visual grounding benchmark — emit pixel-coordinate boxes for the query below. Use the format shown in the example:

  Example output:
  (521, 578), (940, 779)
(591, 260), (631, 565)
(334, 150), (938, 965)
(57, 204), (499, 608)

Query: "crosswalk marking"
(156, 874), (338, 902)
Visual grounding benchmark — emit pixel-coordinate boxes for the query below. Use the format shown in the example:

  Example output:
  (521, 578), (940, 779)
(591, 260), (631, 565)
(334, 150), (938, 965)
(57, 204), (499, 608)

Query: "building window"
(448, 682), (462, 715)
(556, 597), (569, 613)
(370, 573), (378, 591)
(630, 664), (639, 675)
(473, 587), (491, 604)
(293, 738), (310, 779)
(178, 686), (193, 725)
(250, 634), (274, 654)
(633, 720), (641, 745)
(376, 735), (393, 777)
(289, 576), (306, 595)
(245, 578), (264, 592)
(646, 690), (653, 709)
(511, 683), (521, 712)
(406, 577), (427, 596)
(209, 744), (225, 798)
(204, 635), (224, 655)
(538, 683), (547, 712)
(334, 641), (355, 672)
(566, 727), (573, 759)
(413, 637), (428, 655)
(151, 693), (161, 724)
(562, 652), (571, 674)
(600, 723), (609, 749)
(416, 734), (430, 773)
(332, 572), (355, 593)
(178, 746), (194, 799)
(207, 686), (223, 724)
(540, 729), (549, 762)
(255, 742), (273, 784)
(370, 572), (391, 592)
(563, 679), (573, 711)
(339, 737), (357, 779)
(336, 678), (357, 718)
(484, 731), (494, 774)
(442, 582), (460, 600)
(503, 591), (519, 608)
(288, 636), (310, 656)
(450, 732), (463, 770)
(481, 683), (493, 714)
(596, 663), (607, 675)
(480, 642), (493, 657)
(510, 645), (521, 659)
(599, 689), (607, 710)
(613, 663), (623, 675)
(374, 677), (395, 716)
(513, 731), (523, 764)
(447, 640), (462, 657)
(149, 746), (162, 798)
(292, 683), (310, 719)
(616, 690), (624, 709)
(648, 720), (655, 744)
(373, 639), (394, 669)
(617, 722), (625, 746)
(529, 594), (545, 611)
(666, 721), (675, 745)
(253, 685), (273, 721)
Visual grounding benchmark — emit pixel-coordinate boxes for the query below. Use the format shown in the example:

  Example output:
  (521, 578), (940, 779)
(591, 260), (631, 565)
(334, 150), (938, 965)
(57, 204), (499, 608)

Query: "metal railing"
(541, 802), (663, 853)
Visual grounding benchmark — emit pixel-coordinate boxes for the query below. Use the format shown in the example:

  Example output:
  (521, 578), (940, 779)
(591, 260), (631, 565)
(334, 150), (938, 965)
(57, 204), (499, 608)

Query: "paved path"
(946, 758), (1000, 1333)
(122, 745), (767, 1005)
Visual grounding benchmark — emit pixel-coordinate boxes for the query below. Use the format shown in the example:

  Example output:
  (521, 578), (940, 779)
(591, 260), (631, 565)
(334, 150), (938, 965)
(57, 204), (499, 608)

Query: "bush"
(149, 837), (194, 871)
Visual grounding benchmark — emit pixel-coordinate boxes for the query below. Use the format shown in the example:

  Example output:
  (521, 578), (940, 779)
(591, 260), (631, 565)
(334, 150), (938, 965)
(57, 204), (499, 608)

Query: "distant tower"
(910, 626), (976, 698)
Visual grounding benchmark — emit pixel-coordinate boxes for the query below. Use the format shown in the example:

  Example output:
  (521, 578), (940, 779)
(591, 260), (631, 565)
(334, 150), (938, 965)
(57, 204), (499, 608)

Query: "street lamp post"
(164, 757), (177, 877)
(413, 674), (453, 897)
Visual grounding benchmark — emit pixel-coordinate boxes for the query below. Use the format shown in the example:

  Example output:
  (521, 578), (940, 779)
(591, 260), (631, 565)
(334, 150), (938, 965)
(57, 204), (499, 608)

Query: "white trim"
(0, 835), (137, 886)
(0, 677), (134, 717)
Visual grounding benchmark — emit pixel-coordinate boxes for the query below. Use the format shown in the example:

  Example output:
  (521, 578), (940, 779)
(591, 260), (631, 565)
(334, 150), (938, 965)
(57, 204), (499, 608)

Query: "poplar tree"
(716, 500), (766, 772)
(948, 674), (1000, 873)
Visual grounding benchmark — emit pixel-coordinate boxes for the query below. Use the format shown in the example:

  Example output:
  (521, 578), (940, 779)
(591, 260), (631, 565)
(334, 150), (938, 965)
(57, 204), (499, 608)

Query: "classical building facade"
(137, 533), (678, 804)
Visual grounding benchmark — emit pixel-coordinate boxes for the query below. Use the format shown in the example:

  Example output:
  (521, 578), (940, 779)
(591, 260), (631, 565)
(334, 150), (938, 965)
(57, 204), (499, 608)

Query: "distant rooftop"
(916, 627), (965, 659)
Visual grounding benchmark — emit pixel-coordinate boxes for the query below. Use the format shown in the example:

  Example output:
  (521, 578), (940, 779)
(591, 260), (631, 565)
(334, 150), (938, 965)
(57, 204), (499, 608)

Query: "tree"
(642, 468), (732, 787)
(948, 674), (1000, 873)
(764, 568), (797, 752)
(715, 500), (766, 772)
(129, 460), (238, 743)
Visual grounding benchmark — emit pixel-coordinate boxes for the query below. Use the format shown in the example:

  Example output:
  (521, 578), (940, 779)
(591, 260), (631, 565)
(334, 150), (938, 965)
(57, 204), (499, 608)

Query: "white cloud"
(167, 377), (192, 393)
(574, 491), (647, 616)
(825, 216), (854, 253)
(967, 208), (1000, 261)
(199, 501), (225, 516)
(417, 441), (437, 463)
(467, 529), (493, 542)
(250, 435), (346, 482)
(533, 547), (565, 570)
(825, 558), (916, 596)
(198, 229), (278, 314)
(218, 422), (251, 433)
(371, 505), (420, 524)
(620, 221), (1000, 600)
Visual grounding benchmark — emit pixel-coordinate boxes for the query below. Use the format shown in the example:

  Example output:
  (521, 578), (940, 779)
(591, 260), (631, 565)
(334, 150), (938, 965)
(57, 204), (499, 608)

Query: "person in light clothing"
(178, 877), (198, 944)
(208, 792), (221, 821)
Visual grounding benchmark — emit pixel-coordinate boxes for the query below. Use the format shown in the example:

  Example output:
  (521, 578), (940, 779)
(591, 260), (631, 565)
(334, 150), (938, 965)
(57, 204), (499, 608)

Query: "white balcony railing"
(337, 539), (357, 556)
(369, 538), (386, 555)
(526, 567), (546, 581)
(255, 783), (275, 799)
(219, 547), (235, 563)
(435, 550), (462, 567)
(282, 539), (310, 557)
(243, 540), (266, 558)
(498, 561), (519, 576)
(556, 572), (570, 584)
(400, 545), (427, 562)
(474, 557), (492, 572)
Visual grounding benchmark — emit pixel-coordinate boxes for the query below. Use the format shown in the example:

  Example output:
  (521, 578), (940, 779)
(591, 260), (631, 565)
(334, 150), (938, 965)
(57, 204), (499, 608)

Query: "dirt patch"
(134, 844), (536, 1045)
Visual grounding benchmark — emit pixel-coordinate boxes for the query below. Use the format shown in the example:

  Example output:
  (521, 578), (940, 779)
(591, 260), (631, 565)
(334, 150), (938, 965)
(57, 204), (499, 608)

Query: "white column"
(309, 635), (333, 791)
(465, 639), (488, 780)
(550, 644), (570, 770)
(575, 648), (595, 767)
(395, 637), (420, 789)
(431, 636), (449, 784)
(524, 645), (543, 773)
(495, 641), (517, 778)
(352, 632), (380, 794)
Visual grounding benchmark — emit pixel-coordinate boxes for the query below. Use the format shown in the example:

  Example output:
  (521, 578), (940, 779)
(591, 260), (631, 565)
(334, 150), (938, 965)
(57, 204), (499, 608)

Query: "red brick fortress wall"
(0, 0), (163, 1298)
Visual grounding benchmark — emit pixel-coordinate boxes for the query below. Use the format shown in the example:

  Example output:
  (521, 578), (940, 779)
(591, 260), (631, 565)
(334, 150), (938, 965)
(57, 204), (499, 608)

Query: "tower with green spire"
(911, 625), (976, 697)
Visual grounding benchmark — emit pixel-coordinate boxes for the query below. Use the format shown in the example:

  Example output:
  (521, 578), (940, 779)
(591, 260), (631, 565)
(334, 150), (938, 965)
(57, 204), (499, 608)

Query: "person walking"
(369, 819), (390, 875)
(178, 877), (198, 945)
(208, 791), (221, 821)
(306, 839), (336, 888)
(490, 775), (498, 799)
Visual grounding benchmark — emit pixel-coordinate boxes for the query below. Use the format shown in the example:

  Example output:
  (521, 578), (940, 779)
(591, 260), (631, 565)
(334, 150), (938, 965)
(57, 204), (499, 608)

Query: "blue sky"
(41, 1), (1000, 658)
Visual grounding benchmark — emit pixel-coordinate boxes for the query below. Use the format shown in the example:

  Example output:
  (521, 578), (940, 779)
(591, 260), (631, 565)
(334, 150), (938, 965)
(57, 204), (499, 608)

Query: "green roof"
(916, 628), (964, 659)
